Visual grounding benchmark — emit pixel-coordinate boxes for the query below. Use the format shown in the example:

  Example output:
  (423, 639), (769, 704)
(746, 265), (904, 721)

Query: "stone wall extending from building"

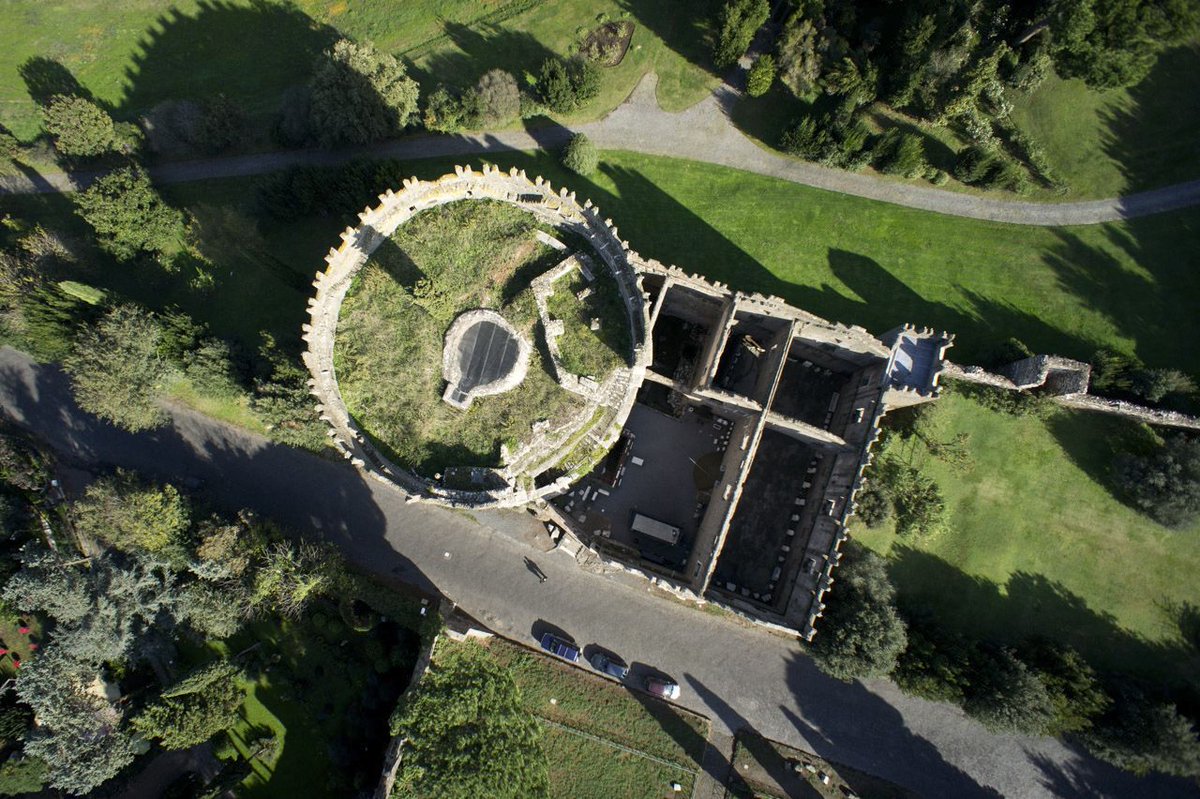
(301, 165), (650, 509)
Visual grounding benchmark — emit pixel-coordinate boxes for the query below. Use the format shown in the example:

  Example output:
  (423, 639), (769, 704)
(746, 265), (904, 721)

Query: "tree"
(181, 581), (246, 639)
(745, 54), (777, 97)
(41, 95), (122, 157)
(1113, 434), (1200, 527)
(963, 648), (1056, 734)
(1082, 686), (1200, 777)
(776, 13), (826, 96)
(1130, 368), (1195, 403)
(133, 661), (245, 749)
(874, 130), (929, 179)
(15, 648), (137, 794)
(72, 166), (186, 261)
(63, 305), (170, 432)
(252, 540), (343, 618)
(713, 0), (770, 69)
(809, 544), (907, 681)
(1050, 0), (1199, 89)
(476, 69), (521, 127)
(308, 39), (419, 146)
(189, 94), (245, 154)
(887, 463), (945, 537)
(423, 86), (475, 133)
(73, 470), (191, 554)
(536, 58), (601, 114)
(1018, 639), (1110, 735)
(392, 643), (549, 798)
(561, 133), (598, 176)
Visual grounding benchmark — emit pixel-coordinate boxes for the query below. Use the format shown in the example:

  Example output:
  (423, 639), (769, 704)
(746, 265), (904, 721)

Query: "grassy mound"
(334, 200), (586, 475)
(545, 266), (631, 379)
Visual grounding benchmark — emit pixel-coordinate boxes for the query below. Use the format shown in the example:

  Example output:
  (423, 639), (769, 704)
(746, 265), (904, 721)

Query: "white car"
(645, 676), (680, 700)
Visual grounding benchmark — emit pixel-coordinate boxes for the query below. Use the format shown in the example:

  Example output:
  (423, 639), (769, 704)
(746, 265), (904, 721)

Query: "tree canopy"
(809, 544), (907, 681)
(1113, 434), (1200, 527)
(63, 305), (169, 432)
(71, 166), (186, 261)
(309, 39), (419, 146)
(73, 470), (190, 553)
(132, 660), (245, 749)
(561, 133), (598, 176)
(41, 95), (123, 157)
(392, 643), (549, 798)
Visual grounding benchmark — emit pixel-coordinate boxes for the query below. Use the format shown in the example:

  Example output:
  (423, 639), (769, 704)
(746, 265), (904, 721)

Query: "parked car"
(539, 632), (580, 663)
(589, 652), (629, 680)
(645, 676), (680, 700)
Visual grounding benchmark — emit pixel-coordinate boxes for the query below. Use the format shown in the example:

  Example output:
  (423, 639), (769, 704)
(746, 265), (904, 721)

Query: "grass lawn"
(333, 200), (587, 474)
(481, 637), (709, 766)
(541, 722), (696, 799)
(853, 386), (1200, 686)
(1009, 41), (1200, 199)
(0, 0), (718, 143)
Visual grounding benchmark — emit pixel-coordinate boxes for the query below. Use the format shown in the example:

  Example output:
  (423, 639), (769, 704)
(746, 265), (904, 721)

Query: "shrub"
(41, 95), (122, 157)
(1113, 434), (1200, 528)
(309, 39), (419, 146)
(536, 58), (601, 114)
(809, 544), (907, 681)
(273, 85), (312, 146)
(189, 94), (245, 154)
(954, 145), (998, 184)
(745, 54), (776, 97)
(713, 0), (770, 69)
(853, 485), (892, 528)
(422, 86), (482, 133)
(1129, 368), (1195, 404)
(561, 133), (598, 176)
(1081, 686), (1200, 777)
(476, 69), (521, 127)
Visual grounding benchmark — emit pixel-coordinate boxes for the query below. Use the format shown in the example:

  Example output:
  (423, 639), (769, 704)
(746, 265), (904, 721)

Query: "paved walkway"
(4, 73), (1200, 226)
(2, 346), (1196, 799)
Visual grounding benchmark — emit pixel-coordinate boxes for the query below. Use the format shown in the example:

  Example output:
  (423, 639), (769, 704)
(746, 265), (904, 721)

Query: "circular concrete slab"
(442, 309), (531, 409)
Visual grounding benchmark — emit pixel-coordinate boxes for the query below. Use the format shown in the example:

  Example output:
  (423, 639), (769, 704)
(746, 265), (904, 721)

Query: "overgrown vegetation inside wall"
(0, 430), (436, 796)
(334, 200), (587, 474)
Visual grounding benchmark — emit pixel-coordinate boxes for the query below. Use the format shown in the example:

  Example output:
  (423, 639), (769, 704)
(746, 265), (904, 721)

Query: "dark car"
(588, 652), (629, 680)
(539, 632), (580, 663)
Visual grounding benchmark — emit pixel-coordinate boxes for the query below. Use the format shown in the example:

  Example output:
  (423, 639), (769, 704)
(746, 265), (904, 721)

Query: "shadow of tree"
(887, 546), (1200, 688)
(408, 23), (558, 98)
(616, 0), (721, 76)
(18, 56), (94, 107)
(1099, 42), (1200, 194)
(781, 652), (1005, 799)
(116, 0), (337, 121)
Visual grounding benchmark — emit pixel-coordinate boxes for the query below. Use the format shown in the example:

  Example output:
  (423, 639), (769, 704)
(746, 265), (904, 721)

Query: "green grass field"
(1010, 41), (1200, 199)
(0, 0), (718, 143)
(541, 723), (696, 799)
(854, 387), (1200, 686)
(484, 637), (709, 764)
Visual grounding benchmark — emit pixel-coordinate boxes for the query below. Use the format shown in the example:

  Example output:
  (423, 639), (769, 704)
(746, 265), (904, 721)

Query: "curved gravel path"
(3, 73), (1200, 226)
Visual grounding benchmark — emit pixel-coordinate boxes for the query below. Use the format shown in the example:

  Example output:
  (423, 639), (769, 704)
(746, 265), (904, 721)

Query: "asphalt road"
(0, 347), (1195, 799)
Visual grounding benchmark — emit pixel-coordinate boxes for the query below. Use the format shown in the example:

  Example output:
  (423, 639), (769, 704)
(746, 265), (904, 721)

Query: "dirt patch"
(581, 21), (635, 67)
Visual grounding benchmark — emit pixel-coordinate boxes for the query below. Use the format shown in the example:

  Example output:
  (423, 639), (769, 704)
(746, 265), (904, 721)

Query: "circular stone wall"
(302, 165), (651, 508)
(441, 309), (530, 409)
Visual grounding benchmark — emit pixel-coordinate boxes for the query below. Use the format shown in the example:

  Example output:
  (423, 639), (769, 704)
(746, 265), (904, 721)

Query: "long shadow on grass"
(579, 163), (1106, 364)
(781, 652), (1004, 799)
(1044, 408), (1164, 508)
(1041, 218), (1200, 377)
(617, 0), (722, 76)
(1100, 43), (1200, 194)
(409, 23), (558, 100)
(887, 546), (1198, 688)
(116, 0), (337, 123)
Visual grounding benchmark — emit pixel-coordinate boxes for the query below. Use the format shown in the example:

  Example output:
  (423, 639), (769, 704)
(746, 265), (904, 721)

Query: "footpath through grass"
(854, 387), (1200, 686)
